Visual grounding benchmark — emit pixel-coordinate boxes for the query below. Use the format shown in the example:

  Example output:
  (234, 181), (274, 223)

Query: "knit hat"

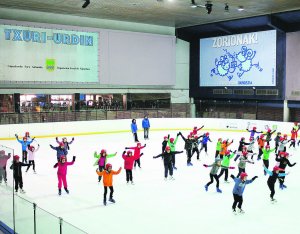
(240, 172), (248, 180)
(13, 155), (20, 161)
(106, 163), (112, 170)
(165, 146), (171, 151)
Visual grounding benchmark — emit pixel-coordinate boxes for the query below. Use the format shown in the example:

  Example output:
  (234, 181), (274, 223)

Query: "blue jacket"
(232, 178), (253, 196)
(201, 135), (211, 144)
(142, 118), (150, 129)
(17, 138), (33, 151)
(50, 145), (68, 159)
(131, 123), (138, 133)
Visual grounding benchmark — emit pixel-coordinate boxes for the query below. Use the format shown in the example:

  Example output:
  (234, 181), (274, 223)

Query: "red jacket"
(122, 153), (140, 170)
(127, 146), (145, 158)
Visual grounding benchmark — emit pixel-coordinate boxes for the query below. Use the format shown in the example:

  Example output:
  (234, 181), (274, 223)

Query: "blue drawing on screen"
(210, 46), (263, 81)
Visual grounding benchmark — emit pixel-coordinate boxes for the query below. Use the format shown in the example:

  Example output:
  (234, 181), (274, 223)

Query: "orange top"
(257, 138), (265, 148)
(220, 142), (232, 155)
(96, 167), (121, 186)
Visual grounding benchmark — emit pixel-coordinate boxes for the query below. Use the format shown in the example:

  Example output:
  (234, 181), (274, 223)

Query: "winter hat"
(59, 142), (64, 147)
(13, 155), (20, 161)
(60, 156), (66, 161)
(273, 166), (284, 172)
(164, 136), (168, 140)
(215, 157), (222, 162)
(137, 142), (141, 147)
(165, 146), (171, 151)
(100, 149), (106, 155)
(127, 150), (133, 156)
(240, 172), (248, 180)
(170, 138), (174, 143)
(106, 163), (112, 170)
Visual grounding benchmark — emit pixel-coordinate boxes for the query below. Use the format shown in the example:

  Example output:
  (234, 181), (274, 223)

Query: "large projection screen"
(0, 24), (99, 83)
(200, 30), (277, 87)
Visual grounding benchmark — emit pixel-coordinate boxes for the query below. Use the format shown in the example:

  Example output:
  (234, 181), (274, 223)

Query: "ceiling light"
(205, 1), (213, 14)
(82, 0), (90, 9)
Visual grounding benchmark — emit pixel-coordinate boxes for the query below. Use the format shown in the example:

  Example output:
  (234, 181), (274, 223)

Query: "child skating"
(125, 142), (146, 169)
(275, 152), (296, 189)
(94, 149), (117, 182)
(26, 144), (40, 173)
(204, 157), (235, 193)
(53, 155), (76, 195)
(10, 155), (30, 193)
(96, 163), (122, 206)
(168, 133), (180, 168)
(218, 150), (235, 183)
(122, 150), (142, 184)
(15, 134), (34, 163)
(230, 172), (258, 214)
(0, 151), (11, 185)
(56, 137), (74, 152)
(153, 146), (183, 180)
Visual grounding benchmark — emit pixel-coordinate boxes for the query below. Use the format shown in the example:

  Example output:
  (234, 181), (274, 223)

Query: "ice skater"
(0, 151), (11, 185)
(96, 163), (122, 206)
(178, 132), (194, 166)
(289, 128), (299, 149)
(191, 125), (204, 136)
(142, 115), (150, 140)
(236, 152), (254, 178)
(204, 157), (235, 193)
(262, 145), (276, 175)
(168, 133), (180, 168)
(153, 146), (183, 180)
(219, 139), (234, 159)
(215, 138), (222, 158)
(122, 150), (142, 184)
(50, 142), (67, 161)
(162, 136), (168, 153)
(125, 142), (146, 169)
(56, 137), (74, 152)
(264, 165), (289, 202)
(53, 155), (76, 195)
(275, 152), (296, 189)
(15, 134), (34, 163)
(274, 132), (281, 152)
(230, 172), (258, 214)
(257, 134), (266, 160)
(10, 155), (30, 193)
(246, 126), (263, 138)
(263, 129), (276, 146)
(94, 149), (117, 182)
(26, 144), (40, 173)
(131, 119), (139, 143)
(199, 132), (212, 156)
(218, 150), (235, 182)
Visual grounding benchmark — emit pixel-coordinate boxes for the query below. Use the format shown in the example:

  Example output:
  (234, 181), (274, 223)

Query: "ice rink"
(1, 125), (299, 234)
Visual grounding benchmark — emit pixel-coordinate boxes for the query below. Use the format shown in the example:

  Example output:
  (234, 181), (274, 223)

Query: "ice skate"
(20, 189), (25, 194)
(109, 198), (115, 203)
(204, 185), (208, 191)
(169, 176), (175, 180)
(126, 181), (129, 185)
(216, 188), (222, 193)
(279, 184), (284, 190)
(173, 166), (177, 170)
(232, 209), (237, 215)
(58, 189), (62, 196)
(103, 200), (107, 206)
(34, 170), (37, 174)
(282, 184), (287, 189)
(164, 177), (167, 181)
(224, 180), (230, 183)
(238, 208), (245, 214)
(271, 198), (277, 203)
(64, 188), (69, 194)
(131, 181), (135, 185)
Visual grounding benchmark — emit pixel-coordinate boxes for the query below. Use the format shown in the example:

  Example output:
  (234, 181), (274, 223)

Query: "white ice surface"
(1, 129), (299, 234)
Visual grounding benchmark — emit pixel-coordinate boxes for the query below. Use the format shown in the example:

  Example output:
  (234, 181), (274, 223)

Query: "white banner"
(0, 24), (99, 83)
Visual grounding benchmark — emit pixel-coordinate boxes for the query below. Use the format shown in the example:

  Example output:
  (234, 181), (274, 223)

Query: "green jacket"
(216, 141), (222, 151)
(93, 152), (117, 166)
(221, 152), (234, 167)
(262, 148), (276, 160)
(168, 135), (179, 152)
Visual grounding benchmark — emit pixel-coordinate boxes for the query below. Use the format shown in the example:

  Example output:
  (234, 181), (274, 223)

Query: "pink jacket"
(0, 155), (11, 167)
(127, 146), (145, 158)
(54, 161), (74, 175)
(122, 153), (140, 170)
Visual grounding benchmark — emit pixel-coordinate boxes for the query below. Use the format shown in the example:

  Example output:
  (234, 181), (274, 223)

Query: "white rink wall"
(0, 118), (293, 139)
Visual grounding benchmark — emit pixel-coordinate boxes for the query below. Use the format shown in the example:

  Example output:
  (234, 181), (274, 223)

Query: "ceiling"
(0, 0), (300, 28)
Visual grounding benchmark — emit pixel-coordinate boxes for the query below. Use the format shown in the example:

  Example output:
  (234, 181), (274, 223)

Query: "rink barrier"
(0, 117), (292, 140)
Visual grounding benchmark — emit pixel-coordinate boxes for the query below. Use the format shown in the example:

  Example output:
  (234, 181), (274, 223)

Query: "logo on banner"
(210, 46), (263, 82)
(46, 59), (55, 72)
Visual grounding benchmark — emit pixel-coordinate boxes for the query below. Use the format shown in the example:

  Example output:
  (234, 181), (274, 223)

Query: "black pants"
(98, 166), (105, 182)
(275, 143), (279, 152)
(22, 150), (28, 163)
(215, 150), (220, 158)
(164, 163), (173, 178)
(26, 160), (35, 171)
(133, 133), (139, 142)
(206, 173), (219, 188)
(278, 170), (285, 186)
(186, 150), (192, 163)
(192, 147), (200, 159)
(237, 167), (245, 178)
(267, 181), (275, 199)
(289, 140), (295, 148)
(126, 169), (133, 182)
(14, 176), (23, 191)
(200, 144), (207, 153)
(171, 152), (176, 167)
(103, 186), (114, 201)
(263, 159), (269, 175)
(232, 194), (243, 210)
(218, 168), (229, 181)
(134, 158), (141, 167)
(257, 148), (263, 159)
(143, 128), (149, 139)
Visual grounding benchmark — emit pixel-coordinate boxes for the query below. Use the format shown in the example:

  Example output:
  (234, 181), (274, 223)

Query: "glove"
(72, 156), (76, 161)
(32, 137), (35, 140)
(177, 133), (180, 136)
(251, 162), (255, 164)
(38, 144), (40, 146)
(233, 150), (237, 154)
(15, 134), (18, 138)
(252, 176), (258, 181)
(144, 144), (146, 147)
(53, 163), (58, 168)
(153, 156), (155, 159)
(72, 137), (74, 141)
(123, 151), (126, 155)
(50, 144), (53, 147)
(125, 147), (129, 149)
(230, 174), (235, 179)
(231, 140), (234, 143)
(203, 164), (208, 167)
(180, 151), (184, 153)
(56, 137), (58, 140)
(229, 166), (235, 169)
(140, 153), (144, 156)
